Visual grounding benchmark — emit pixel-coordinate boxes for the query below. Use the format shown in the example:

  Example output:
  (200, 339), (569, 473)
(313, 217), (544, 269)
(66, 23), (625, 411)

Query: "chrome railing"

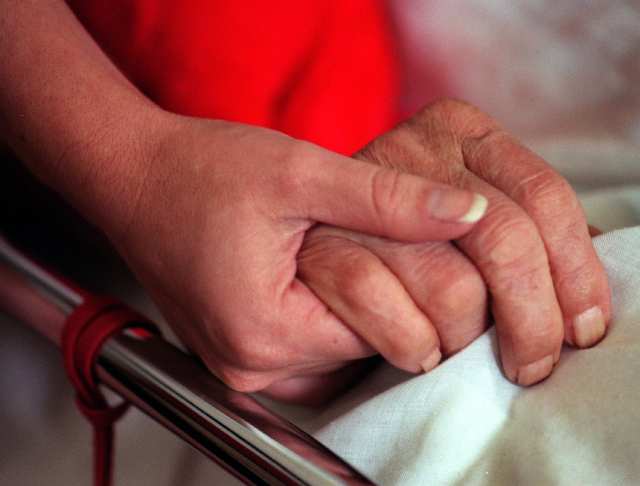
(0, 234), (375, 486)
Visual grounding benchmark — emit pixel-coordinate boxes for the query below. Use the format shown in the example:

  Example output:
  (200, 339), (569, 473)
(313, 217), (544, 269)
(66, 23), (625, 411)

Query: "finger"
(315, 226), (489, 356)
(462, 132), (611, 348)
(297, 228), (442, 373)
(365, 238), (489, 356)
(452, 174), (565, 385)
(286, 144), (488, 242)
(192, 276), (375, 393)
(278, 277), (378, 363)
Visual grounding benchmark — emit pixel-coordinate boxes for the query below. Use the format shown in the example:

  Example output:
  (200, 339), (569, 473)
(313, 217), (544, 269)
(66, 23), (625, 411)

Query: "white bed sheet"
(1, 147), (638, 486)
(299, 227), (640, 485)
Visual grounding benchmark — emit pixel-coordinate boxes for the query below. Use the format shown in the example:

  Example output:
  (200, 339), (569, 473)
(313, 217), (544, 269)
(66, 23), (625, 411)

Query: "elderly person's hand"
(298, 99), (611, 391)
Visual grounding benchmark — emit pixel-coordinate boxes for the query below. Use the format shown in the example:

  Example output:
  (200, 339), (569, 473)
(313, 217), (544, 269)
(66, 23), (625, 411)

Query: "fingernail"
(573, 306), (606, 348)
(458, 194), (488, 223)
(420, 348), (442, 373)
(517, 355), (554, 386)
(428, 190), (488, 223)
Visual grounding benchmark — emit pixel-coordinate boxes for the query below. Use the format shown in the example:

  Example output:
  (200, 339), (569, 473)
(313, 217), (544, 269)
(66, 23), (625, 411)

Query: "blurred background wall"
(388, 0), (640, 227)
(390, 0), (640, 144)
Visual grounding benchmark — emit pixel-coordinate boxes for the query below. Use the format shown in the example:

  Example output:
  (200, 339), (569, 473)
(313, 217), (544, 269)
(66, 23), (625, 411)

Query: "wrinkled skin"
(1, 1), (609, 405)
(112, 110), (483, 404)
(294, 99), (610, 399)
(117, 100), (610, 404)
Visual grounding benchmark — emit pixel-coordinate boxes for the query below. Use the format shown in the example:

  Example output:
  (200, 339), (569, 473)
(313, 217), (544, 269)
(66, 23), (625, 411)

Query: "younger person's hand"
(107, 113), (486, 402)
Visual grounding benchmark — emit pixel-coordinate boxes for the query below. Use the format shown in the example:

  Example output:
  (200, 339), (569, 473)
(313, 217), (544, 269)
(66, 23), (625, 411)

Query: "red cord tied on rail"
(61, 296), (159, 486)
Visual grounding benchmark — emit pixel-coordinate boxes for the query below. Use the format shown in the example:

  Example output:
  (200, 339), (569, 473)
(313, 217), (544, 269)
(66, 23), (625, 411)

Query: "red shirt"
(67, 0), (400, 154)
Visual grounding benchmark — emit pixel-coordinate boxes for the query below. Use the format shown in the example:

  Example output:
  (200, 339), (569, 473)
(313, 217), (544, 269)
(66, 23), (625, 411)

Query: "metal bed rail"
(0, 234), (376, 486)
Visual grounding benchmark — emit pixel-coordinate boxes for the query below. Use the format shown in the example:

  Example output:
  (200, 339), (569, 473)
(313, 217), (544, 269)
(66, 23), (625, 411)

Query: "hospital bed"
(0, 234), (376, 486)
(2, 146), (639, 485)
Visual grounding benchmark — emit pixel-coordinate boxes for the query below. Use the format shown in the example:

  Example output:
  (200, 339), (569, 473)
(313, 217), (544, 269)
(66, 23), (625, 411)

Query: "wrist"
(49, 101), (175, 243)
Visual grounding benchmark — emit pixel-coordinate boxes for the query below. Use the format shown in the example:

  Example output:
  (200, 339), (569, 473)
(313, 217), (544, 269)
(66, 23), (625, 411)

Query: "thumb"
(296, 149), (487, 242)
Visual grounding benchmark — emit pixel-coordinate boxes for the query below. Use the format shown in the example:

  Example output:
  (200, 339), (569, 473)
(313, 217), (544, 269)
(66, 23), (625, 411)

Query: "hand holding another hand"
(299, 99), (610, 392)
(112, 100), (610, 404)
(109, 111), (484, 403)
(0, 0), (611, 405)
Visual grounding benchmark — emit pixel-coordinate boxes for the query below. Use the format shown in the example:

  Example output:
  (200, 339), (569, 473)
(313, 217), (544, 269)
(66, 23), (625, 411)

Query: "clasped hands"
(112, 99), (610, 404)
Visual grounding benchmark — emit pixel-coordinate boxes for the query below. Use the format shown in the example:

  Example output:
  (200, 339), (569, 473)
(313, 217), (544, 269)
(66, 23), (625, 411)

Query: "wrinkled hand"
(110, 113), (486, 403)
(299, 99), (611, 387)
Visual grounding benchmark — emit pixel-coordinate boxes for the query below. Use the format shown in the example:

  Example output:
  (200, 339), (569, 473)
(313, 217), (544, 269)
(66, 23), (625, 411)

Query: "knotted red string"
(61, 296), (158, 486)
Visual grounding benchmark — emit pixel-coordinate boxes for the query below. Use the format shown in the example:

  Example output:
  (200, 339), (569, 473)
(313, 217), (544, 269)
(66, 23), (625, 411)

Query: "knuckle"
(516, 168), (579, 220)
(273, 141), (319, 199)
(299, 235), (369, 296)
(369, 167), (404, 227)
(433, 268), (488, 321)
(360, 121), (468, 179)
(492, 253), (549, 296)
(460, 128), (518, 184)
(461, 128), (510, 168)
(423, 98), (500, 138)
(430, 267), (488, 354)
(478, 208), (541, 266)
(426, 98), (475, 118)
(339, 254), (382, 302)
(476, 210), (549, 291)
(356, 132), (408, 170)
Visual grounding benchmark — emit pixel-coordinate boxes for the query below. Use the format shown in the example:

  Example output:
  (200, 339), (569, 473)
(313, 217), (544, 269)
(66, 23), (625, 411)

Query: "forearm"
(0, 0), (166, 236)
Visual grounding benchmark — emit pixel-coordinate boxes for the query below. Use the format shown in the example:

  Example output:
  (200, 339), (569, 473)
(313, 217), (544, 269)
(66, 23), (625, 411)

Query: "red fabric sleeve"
(66, 0), (400, 154)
